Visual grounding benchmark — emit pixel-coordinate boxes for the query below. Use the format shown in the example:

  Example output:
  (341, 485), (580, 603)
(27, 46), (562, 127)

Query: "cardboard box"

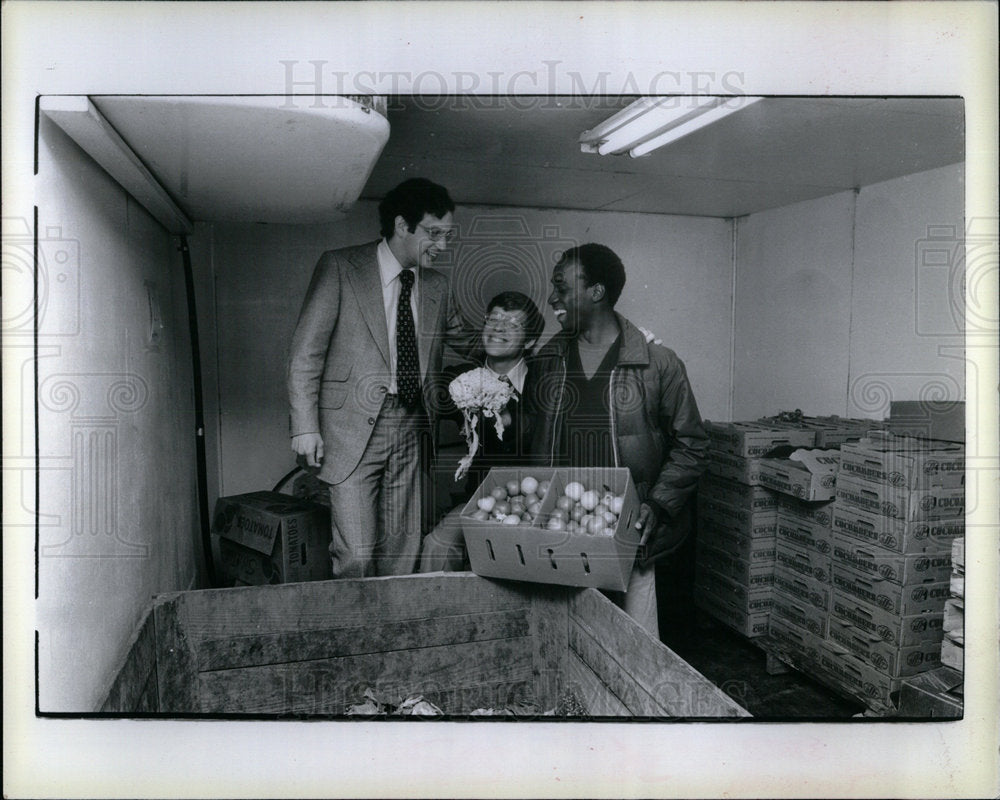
(766, 618), (899, 711)
(766, 616), (828, 663)
(830, 534), (953, 586)
(835, 474), (965, 522)
(776, 541), (832, 584)
(698, 496), (778, 537)
(695, 564), (774, 614)
(839, 433), (965, 490)
(461, 467), (640, 592)
(830, 590), (944, 647)
(758, 415), (884, 449)
(705, 420), (816, 457)
(887, 400), (965, 443)
(777, 495), (834, 527)
(952, 535), (965, 570)
(695, 587), (771, 638)
(706, 450), (765, 485)
(771, 590), (830, 638)
(831, 502), (963, 553)
(696, 541), (775, 588)
(940, 636), (964, 672)
(758, 450), (841, 502)
(815, 643), (901, 710)
(832, 564), (950, 616)
(827, 617), (942, 677)
(212, 491), (332, 586)
(698, 523), (777, 564)
(774, 567), (831, 611)
(896, 666), (963, 718)
(943, 597), (964, 642)
(698, 474), (779, 512)
(777, 516), (833, 556)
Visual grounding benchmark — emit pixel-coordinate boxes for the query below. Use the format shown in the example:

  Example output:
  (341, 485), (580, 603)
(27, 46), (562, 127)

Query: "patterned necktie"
(396, 269), (420, 407)
(498, 373), (518, 399)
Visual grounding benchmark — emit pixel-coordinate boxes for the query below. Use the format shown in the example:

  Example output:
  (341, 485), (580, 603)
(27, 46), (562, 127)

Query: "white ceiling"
(362, 96), (964, 218)
(87, 95), (963, 223)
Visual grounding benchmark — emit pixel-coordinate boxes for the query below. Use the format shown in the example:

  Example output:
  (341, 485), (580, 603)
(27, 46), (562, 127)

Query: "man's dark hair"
(378, 178), (456, 238)
(558, 243), (626, 307)
(487, 291), (546, 347)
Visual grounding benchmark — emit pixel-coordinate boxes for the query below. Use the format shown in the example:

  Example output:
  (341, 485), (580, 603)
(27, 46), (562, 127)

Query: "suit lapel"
(417, 272), (442, 382)
(345, 243), (391, 370)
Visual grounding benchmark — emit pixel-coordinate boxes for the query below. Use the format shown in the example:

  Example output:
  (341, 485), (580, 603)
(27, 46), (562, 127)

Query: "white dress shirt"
(484, 357), (527, 395)
(377, 239), (420, 395)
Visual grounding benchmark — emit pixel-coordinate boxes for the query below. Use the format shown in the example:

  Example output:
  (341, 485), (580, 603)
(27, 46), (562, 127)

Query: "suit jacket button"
(368, 417), (375, 425)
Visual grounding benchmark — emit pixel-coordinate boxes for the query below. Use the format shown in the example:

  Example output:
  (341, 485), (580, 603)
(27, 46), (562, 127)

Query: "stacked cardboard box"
(895, 534), (965, 718)
(758, 414), (881, 449)
(695, 422), (815, 637)
(823, 432), (964, 708)
(941, 536), (965, 672)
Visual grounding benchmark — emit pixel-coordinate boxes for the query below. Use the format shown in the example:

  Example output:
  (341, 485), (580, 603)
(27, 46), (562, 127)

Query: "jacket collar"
(546, 312), (650, 367)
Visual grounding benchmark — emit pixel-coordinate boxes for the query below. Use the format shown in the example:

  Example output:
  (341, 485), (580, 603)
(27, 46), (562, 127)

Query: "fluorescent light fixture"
(579, 96), (763, 158)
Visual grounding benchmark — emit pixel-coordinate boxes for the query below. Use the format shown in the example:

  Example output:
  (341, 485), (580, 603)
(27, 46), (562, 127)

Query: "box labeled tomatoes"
(460, 467), (641, 592)
(212, 491), (332, 586)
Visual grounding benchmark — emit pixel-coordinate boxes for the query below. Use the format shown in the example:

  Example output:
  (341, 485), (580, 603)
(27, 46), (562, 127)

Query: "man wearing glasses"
(287, 178), (473, 578)
(419, 291), (546, 572)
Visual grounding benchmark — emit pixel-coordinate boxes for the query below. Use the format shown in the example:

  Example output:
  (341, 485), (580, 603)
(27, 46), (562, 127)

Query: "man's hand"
(634, 502), (658, 546)
(291, 433), (325, 469)
(635, 502), (691, 568)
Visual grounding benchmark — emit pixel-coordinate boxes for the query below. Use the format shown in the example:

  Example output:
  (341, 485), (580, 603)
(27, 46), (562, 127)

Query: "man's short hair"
(378, 178), (456, 238)
(487, 290), (546, 347)
(558, 243), (626, 307)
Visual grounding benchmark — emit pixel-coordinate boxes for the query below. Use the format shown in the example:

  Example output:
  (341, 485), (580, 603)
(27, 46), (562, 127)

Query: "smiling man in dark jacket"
(527, 243), (709, 636)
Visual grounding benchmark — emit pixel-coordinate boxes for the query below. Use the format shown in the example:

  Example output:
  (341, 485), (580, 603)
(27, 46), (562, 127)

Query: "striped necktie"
(396, 269), (420, 407)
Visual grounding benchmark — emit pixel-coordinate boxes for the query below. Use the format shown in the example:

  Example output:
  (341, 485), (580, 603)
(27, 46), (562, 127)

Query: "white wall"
(732, 162), (964, 421)
(34, 118), (202, 711)
(206, 203), (734, 497)
(848, 164), (966, 417)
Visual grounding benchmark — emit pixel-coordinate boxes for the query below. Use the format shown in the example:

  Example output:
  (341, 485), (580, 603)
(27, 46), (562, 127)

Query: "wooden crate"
(102, 573), (749, 718)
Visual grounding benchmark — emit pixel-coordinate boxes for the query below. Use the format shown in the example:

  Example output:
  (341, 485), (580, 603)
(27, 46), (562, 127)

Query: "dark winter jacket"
(525, 314), (709, 560)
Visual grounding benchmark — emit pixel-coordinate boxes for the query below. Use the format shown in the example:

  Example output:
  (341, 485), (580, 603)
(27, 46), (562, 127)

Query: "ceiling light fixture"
(579, 96), (764, 158)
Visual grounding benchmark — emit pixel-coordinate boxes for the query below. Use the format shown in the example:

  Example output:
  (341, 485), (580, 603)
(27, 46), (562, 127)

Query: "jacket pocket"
(320, 384), (349, 409)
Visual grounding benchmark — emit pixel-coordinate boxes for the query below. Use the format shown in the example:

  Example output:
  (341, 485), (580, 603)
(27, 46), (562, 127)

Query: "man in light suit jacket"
(287, 178), (473, 577)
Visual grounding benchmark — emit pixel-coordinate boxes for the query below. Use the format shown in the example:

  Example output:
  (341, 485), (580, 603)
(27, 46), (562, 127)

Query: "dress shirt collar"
(377, 238), (415, 288)
(485, 357), (527, 395)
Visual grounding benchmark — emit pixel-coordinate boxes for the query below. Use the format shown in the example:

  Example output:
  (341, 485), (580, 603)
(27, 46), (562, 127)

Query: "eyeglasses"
(417, 223), (457, 243)
(483, 313), (526, 332)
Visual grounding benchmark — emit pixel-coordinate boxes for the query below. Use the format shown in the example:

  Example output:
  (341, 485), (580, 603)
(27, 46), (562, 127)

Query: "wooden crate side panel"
(570, 590), (750, 718)
(100, 606), (158, 712)
(567, 618), (668, 715)
(196, 637), (534, 714)
(529, 586), (574, 711)
(563, 650), (631, 716)
(196, 609), (529, 671)
(167, 574), (533, 641)
(153, 595), (202, 713)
